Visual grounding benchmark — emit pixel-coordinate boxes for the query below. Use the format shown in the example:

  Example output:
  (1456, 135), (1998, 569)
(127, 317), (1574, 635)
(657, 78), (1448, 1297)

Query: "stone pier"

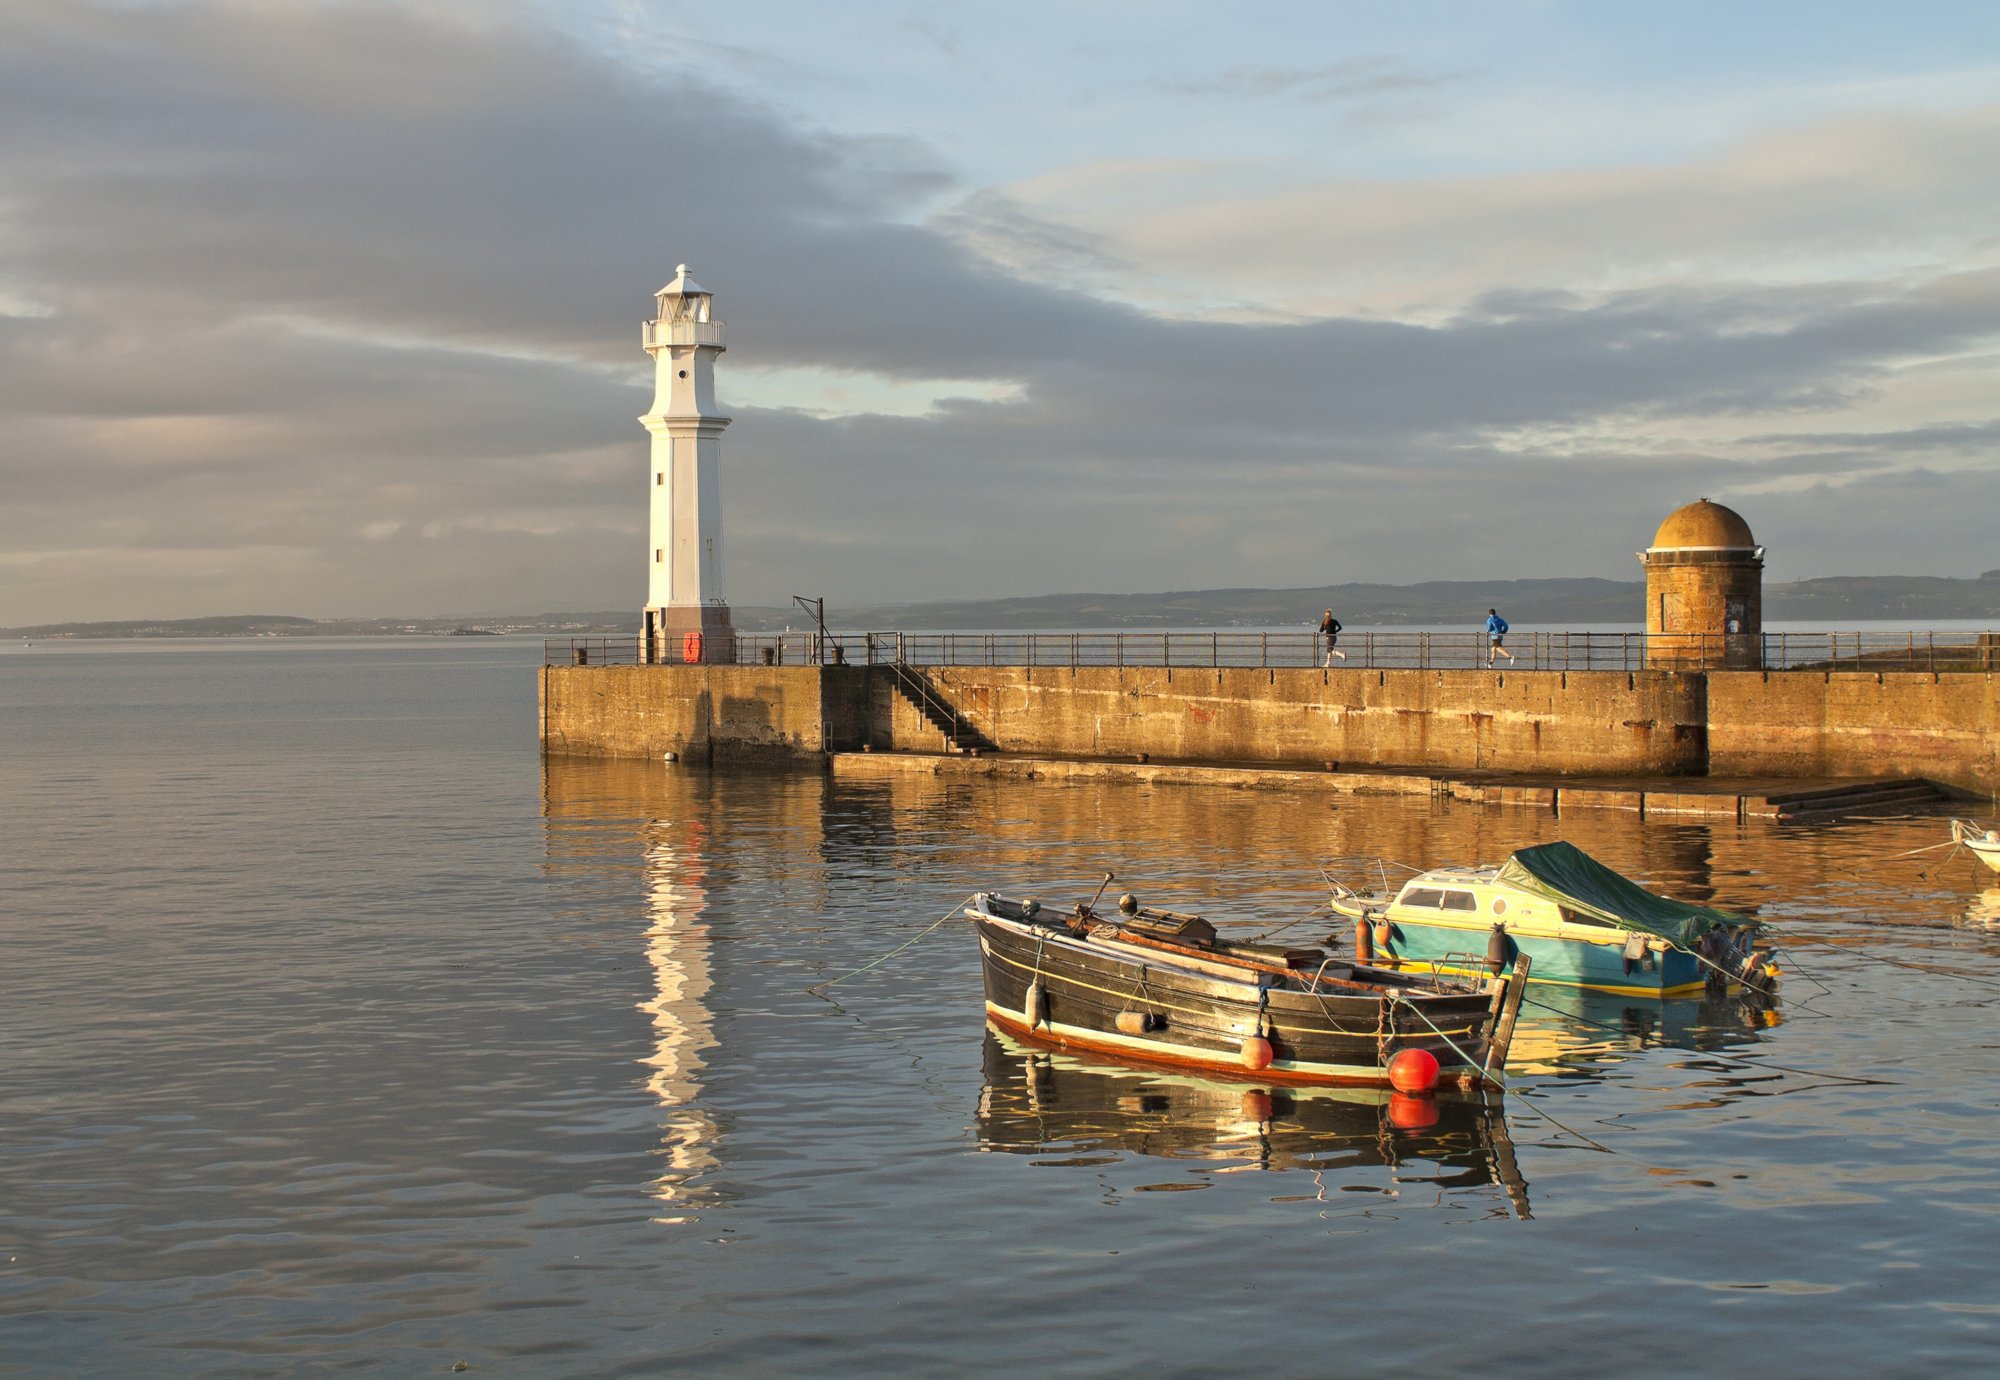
(540, 662), (2000, 797)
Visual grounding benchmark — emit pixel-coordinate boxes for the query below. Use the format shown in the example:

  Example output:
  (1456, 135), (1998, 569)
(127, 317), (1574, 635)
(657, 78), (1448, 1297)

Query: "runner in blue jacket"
(1485, 609), (1514, 666)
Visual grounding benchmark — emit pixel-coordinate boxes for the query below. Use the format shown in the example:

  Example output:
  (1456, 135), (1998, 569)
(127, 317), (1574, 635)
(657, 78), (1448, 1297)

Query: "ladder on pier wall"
(886, 662), (998, 755)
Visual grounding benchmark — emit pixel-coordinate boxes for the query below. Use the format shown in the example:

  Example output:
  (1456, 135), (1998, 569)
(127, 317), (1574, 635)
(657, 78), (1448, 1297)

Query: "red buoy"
(1239, 1035), (1274, 1070)
(1387, 1092), (1440, 1131)
(1387, 1047), (1440, 1094)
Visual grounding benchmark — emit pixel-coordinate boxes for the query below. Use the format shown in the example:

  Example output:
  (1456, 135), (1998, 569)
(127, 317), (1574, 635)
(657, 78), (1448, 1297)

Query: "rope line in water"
(805, 894), (975, 994)
(1764, 929), (2000, 990)
(1389, 993), (1612, 1153)
(1881, 839), (1960, 863)
(1769, 947), (1836, 1000)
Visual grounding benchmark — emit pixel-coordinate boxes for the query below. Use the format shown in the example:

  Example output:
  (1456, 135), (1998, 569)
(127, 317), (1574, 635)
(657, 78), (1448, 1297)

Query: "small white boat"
(1951, 820), (2000, 874)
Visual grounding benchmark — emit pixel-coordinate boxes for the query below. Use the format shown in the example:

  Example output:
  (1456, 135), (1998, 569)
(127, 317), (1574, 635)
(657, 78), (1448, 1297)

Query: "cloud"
(963, 102), (2000, 319)
(0, 0), (1996, 624)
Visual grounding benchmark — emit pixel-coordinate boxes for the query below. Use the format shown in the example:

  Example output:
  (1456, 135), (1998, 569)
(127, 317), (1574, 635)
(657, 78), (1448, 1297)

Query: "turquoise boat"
(1327, 841), (1775, 999)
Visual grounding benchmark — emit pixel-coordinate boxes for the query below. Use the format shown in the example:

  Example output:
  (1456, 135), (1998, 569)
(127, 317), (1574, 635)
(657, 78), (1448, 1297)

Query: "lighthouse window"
(656, 472), (664, 486)
(677, 369), (688, 378)
(655, 548), (663, 563)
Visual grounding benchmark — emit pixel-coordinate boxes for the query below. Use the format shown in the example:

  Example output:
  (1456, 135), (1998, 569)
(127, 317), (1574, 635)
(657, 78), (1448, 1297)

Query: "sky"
(3, 0), (1998, 623)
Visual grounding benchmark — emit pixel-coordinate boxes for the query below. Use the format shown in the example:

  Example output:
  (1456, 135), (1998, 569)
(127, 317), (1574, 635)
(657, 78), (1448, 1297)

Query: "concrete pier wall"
(878, 666), (1707, 776)
(539, 665), (864, 762)
(541, 663), (1997, 793)
(1707, 671), (2000, 789)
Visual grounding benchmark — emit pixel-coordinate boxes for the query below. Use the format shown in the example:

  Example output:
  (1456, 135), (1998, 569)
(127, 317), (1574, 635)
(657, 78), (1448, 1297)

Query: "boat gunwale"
(965, 893), (1493, 1010)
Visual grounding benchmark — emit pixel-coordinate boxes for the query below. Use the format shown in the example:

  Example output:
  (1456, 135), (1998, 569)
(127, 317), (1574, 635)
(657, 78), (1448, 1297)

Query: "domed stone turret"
(1650, 498), (1757, 553)
(1639, 498), (1764, 669)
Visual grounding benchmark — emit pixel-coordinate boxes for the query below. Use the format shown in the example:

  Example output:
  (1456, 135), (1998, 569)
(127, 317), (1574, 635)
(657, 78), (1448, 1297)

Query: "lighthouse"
(640, 265), (732, 664)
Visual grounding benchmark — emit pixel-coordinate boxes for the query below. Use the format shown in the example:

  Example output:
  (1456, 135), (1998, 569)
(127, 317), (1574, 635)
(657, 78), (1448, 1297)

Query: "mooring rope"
(805, 893), (976, 994)
(1299, 983), (1374, 1039)
(1882, 839), (1960, 862)
(1388, 993), (1612, 1153)
(1127, 962), (1155, 1015)
(1249, 901), (1337, 942)
(1759, 928), (2000, 992)
(1764, 946), (1835, 1000)
(1386, 993), (1494, 1086)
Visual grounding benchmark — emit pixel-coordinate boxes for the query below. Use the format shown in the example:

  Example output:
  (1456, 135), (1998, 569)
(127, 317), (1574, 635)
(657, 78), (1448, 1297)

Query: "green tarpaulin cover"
(1494, 840), (1758, 949)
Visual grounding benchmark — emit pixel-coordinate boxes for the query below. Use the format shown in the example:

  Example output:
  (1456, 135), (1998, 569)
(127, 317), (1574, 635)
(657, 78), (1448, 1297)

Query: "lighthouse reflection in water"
(638, 822), (722, 1222)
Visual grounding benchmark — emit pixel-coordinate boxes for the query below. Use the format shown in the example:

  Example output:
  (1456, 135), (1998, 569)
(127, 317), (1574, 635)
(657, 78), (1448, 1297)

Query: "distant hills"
(2, 612), (632, 639)
(818, 578), (1649, 629)
(8, 573), (2000, 639)
(819, 573), (2000, 629)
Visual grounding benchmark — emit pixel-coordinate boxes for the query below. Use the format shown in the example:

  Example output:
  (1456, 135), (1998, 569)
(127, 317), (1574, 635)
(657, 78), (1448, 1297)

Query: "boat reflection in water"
(1503, 987), (1782, 1074)
(1959, 888), (2000, 929)
(975, 1028), (1532, 1218)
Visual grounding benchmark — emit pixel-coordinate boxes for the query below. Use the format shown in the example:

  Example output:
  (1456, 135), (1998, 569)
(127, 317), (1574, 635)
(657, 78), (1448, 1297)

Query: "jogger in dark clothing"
(1319, 609), (1346, 664)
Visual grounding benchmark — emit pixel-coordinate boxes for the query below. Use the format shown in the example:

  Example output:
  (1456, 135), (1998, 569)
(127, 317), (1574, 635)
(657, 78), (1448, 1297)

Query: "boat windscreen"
(1495, 840), (1757, 948)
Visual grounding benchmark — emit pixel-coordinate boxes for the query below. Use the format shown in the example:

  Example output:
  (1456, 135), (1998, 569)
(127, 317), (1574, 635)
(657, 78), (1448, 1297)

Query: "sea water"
(3, 638), (1998, 1377)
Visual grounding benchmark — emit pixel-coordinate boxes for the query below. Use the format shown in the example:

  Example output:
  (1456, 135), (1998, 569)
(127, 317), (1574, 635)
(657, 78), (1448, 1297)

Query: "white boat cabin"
(1365, 866), (1665, 951)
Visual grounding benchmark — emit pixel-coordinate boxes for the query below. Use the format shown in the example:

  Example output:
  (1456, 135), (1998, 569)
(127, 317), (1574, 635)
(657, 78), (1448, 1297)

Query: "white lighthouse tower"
(640, 265), (732, 664)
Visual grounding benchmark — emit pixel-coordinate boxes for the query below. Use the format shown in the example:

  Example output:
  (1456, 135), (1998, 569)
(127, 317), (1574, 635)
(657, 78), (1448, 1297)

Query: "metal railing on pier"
(547, 636), (646, 666)
(545, 629), (2000, 673)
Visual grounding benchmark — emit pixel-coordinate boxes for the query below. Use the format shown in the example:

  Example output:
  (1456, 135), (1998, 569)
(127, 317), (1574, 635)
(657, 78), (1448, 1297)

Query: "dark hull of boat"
(973, 909), (1496, 1087)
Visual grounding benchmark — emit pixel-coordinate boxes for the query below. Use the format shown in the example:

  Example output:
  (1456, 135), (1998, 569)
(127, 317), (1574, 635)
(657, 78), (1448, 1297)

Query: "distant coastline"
(8, 572), (2000, 639)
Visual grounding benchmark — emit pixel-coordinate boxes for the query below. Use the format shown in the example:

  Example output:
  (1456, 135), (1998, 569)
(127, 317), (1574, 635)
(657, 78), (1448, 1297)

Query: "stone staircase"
(1762, 778), (1951, 822)
(885, 662), (998, 755)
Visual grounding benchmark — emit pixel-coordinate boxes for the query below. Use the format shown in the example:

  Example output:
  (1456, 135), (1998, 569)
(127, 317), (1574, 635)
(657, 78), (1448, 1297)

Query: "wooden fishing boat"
(966, 884), (1529, 1090)
(1327, 840), (1775, 998)
(1951, 819), (2000, 874)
